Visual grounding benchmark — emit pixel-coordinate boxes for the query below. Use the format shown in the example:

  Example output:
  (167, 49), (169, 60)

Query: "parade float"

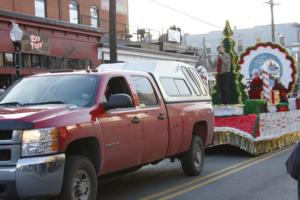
(211, 21), (299, 155)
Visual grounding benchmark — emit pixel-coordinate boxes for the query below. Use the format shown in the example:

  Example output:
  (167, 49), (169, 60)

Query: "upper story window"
(90, 6), (99, 28)
(35, 0), (46, 18)
(69, 1), (79, 24)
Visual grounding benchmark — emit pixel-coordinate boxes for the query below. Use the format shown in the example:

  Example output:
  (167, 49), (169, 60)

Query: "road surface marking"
(158, 148), (291, 200)
(140, 147), (292, 200)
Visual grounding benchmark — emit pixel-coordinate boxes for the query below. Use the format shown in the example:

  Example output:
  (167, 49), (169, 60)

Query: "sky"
(128, 0), (300, 35)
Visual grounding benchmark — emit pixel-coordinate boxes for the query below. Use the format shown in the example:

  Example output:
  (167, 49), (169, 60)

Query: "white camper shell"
(98, 61), (211, 103)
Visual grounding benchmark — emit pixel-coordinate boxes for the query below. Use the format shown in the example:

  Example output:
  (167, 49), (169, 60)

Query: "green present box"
(244, 99), (267, 114)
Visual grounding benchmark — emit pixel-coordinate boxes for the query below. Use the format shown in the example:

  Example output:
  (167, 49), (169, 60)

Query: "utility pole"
(109, 0), (117, 63)
(265, 0), (279, 42)
(202, 37), (207, 67)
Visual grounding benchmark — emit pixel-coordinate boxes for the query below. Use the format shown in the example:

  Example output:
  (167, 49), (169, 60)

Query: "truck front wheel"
(58, 156), (97, 200)
(180, 136), (204, 176)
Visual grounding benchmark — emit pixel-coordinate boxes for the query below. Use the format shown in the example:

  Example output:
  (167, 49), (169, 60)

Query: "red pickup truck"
(0, 61), (214, 200)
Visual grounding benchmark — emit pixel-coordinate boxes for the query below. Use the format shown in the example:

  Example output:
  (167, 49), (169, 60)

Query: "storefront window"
(69, 1), (79, 24)
(13, 54), (92, 71)
(70, 59), (79, 69)
(84, 60), (91, 68)
(35, 0), (46, 18)
(78, 60), (85, 69)
(32, 55), (41, 69)
(41, 56), (48, 69)
(4, 53), (14, 66)
(49, 57), (58, 69)
(23, 54), (32, 68)
(63, 58), (71, 69)
(0, 53), (3, 67)
(90, 6), (99, 28)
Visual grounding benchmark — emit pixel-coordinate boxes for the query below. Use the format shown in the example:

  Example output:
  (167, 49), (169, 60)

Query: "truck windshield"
(0, 74), (99, 107)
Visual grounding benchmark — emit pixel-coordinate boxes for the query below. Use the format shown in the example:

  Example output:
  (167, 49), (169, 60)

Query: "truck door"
(130, 76), (169, 163)
(100, 76), (143, 173)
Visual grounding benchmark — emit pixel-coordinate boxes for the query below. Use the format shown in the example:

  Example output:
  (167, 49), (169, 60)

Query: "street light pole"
(10, 21), (23, 80)
(15, 47), (22, 79)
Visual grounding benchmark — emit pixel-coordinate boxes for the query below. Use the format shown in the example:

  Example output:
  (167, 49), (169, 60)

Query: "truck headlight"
(21, 128), (59, 157)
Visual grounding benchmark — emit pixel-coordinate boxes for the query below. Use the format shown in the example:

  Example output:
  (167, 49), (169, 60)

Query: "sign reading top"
(21, 32), (49, 55)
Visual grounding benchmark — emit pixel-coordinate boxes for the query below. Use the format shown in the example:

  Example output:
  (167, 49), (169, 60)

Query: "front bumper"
(0, 154), (65, 199)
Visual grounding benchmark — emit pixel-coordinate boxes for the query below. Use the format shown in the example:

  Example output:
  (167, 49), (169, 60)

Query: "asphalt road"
(99, 145), (297, 200)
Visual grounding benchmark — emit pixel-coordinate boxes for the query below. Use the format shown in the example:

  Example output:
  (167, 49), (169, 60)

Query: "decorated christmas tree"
(212, 21), (248, 104)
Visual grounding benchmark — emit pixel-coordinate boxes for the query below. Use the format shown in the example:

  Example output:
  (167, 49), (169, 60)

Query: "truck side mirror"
(103, 94), (133, 110)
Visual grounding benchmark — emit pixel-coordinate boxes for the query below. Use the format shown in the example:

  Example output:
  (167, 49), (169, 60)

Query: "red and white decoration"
(240, 42), (297, 101)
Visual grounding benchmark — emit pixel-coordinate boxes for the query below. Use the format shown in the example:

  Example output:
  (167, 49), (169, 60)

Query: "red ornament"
(248, 77), (263, 99)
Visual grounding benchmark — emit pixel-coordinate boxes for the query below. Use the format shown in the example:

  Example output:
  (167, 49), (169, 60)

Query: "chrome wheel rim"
(72, 170), (91, 200)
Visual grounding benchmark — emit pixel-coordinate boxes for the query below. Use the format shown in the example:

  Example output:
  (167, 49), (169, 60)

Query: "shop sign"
(21, 32), (49, 55)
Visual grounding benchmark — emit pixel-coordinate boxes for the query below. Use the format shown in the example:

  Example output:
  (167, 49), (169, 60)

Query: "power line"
(146, 0), (222, 29)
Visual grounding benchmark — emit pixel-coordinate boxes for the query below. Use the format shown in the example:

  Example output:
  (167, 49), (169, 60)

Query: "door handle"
(157, 113), (166, 120)
(131, 116), (141, 124)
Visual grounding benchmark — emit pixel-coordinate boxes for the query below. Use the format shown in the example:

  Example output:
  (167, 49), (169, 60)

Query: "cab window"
(103, 76), (133, 107)
(130, 76), (158, 108)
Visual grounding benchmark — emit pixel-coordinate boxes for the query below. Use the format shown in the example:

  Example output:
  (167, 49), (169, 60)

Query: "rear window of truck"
(160, 77), (191, 97)
(181, 67), (201, 96)
(181, 66), (208, 96)
(188, 68), (208, 96)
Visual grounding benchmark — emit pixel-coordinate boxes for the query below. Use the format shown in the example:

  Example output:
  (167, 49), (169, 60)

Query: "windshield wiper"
(0, 102), (24, 107)
(24, 101), (66, 106)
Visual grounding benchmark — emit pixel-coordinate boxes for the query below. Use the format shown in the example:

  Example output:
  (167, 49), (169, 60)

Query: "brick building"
(0, 0), (129, 87)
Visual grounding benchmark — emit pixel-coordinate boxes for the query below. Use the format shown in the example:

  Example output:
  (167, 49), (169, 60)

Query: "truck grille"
(0, 184), (4, 193)
(0, 131), (13, 141)
(0, 149), (11, 161)
(0, 131), (21, 165)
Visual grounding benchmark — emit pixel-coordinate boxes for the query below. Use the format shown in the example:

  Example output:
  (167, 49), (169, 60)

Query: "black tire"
(181, 136), (204, 176)
(58, 156), (97, 200)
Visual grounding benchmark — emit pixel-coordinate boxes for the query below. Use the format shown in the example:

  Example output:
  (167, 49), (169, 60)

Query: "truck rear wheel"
(181, 136), (204, 176)
(58, 156), (97, 200)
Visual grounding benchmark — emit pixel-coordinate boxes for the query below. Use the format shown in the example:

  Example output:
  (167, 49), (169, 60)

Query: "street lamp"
(10, 21), (23, 80)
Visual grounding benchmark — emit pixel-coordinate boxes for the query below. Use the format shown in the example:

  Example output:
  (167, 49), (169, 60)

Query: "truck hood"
(0, 104), (81, 124)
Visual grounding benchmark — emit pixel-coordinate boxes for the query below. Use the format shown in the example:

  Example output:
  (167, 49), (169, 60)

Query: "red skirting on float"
(213, 110), (300, 155)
